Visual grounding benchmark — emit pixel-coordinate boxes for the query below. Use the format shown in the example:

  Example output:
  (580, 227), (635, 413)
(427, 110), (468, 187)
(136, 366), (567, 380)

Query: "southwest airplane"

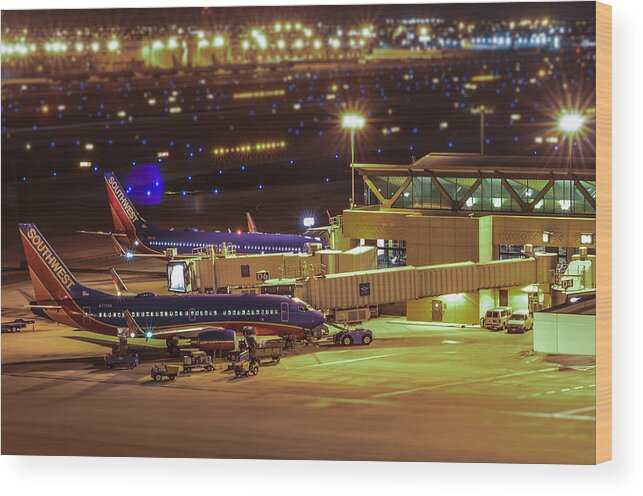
(19, 224), (326, 355)
(89, 172), (328, 259)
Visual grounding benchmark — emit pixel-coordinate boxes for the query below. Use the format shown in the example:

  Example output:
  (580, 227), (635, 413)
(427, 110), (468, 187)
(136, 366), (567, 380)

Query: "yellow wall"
(407, 292), (480, 325)
(343, 209), (596, 267)
(407, 286), (532, 325)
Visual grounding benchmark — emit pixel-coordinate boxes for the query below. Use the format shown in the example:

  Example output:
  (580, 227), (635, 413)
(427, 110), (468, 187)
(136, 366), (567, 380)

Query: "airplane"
(80, 172), (328, 259)
(18, 223), (326, 356)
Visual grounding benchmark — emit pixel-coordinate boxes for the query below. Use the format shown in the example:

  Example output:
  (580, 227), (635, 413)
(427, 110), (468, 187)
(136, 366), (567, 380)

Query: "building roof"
(355, 152), (596, 180)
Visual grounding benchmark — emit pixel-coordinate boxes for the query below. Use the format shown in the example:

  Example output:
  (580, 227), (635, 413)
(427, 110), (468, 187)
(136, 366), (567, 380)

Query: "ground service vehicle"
(183, 351), (214, 373)
(506, 310), (534, 333)
(334, 328), (373, 346)
(482, 307), (513, 331)
(233, 351), (259, 378)
(105, 353), (139, 369)
(151, 364), (181, 381)
(242, 326), (284, 363)
(105, 333), (139, 368)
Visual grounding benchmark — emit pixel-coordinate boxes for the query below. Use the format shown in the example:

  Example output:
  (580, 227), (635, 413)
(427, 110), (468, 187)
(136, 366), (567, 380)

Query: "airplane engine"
(190, 328), (237, 353)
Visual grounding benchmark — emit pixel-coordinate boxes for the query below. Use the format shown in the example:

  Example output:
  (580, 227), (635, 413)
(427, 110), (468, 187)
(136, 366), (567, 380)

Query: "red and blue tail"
(19, 224), (107, 302)
(104, 172), (146, 242)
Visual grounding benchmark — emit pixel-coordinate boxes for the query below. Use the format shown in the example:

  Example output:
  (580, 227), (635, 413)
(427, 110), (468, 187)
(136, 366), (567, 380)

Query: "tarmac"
(2, 268), (596, 463)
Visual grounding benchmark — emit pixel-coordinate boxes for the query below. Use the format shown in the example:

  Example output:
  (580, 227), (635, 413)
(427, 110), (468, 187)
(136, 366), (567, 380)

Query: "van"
(482, 307), (513, 331)
(506, 310), (534, 334)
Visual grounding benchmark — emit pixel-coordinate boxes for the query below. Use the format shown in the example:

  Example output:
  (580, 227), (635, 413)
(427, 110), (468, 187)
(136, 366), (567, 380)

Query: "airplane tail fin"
(246, 212), (257, 233)
(104, 172), (145, 241)
(19, 224), (106, 302)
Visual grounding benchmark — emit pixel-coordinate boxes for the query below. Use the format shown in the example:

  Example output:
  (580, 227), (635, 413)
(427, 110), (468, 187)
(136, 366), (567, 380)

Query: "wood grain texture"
(595, 1), (612, 464)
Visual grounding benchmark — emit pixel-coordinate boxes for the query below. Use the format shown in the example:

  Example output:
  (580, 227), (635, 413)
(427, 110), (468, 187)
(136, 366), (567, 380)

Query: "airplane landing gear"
(166, 339), (180, 357)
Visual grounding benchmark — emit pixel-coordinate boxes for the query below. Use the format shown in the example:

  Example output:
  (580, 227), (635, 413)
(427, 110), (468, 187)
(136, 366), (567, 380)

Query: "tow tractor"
(328, 323), (373, 346)
(233, 351), (259, 378)
(105, 333), (139, 369)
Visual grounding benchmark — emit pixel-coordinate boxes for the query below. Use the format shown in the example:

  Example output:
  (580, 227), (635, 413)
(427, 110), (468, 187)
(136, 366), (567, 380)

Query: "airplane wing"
(123, 310), (212, 339)
(24, 304), (63, 309)
(111, 235), (204, 261)
(77, 230), (129, 238)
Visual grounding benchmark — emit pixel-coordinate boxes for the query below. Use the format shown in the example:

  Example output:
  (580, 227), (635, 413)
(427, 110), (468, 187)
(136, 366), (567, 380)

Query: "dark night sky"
(2, 2), (596, 29)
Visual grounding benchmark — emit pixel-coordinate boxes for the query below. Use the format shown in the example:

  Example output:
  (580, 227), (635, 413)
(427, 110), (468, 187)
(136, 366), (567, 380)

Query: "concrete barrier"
(534, 313), (596, 355)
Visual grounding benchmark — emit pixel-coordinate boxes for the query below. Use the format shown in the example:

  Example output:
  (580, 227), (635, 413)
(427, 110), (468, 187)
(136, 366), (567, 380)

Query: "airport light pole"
(471, 105), (493, 155)
(557, 110), (586, 169)
(341, 113), (366, 209)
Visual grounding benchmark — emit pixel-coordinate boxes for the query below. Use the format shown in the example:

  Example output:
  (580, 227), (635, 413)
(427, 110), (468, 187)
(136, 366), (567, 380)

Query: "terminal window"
(361, 239), (407, 268)
(499, 244), (569, 265)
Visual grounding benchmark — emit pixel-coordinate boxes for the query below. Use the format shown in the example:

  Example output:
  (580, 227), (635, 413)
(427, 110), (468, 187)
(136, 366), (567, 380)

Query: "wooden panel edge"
(595, 0), (612, 464)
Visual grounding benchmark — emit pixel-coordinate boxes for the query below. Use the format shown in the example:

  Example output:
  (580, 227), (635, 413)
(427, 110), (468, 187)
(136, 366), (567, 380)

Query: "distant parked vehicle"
(1, 318), (35, 333)
(334, 328), (373, 346)
(506, 310), (534, 333)
(482, 307), (513, 331)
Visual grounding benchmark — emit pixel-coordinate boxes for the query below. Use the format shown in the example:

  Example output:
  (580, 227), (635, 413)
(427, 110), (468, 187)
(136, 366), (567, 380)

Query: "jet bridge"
(301, 253), (557, 311)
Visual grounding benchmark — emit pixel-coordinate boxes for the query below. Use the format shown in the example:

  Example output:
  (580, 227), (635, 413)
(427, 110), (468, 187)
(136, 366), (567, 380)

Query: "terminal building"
(184, 152), (596, 329)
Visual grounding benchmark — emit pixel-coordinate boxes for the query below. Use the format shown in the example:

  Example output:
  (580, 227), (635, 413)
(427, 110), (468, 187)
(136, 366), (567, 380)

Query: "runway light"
(558, 111), (586, 134)
(233, 89), (285, 100)
(212, 140), (286, 156)
(303, 217), (315, 228)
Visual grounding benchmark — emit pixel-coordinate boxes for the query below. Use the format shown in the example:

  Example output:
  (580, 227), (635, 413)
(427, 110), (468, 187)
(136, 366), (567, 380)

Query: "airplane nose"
(314, 310), (326, 327)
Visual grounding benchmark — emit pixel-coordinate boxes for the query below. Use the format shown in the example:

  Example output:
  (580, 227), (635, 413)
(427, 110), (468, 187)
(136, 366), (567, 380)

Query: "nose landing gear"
(166, 338), (180, 357)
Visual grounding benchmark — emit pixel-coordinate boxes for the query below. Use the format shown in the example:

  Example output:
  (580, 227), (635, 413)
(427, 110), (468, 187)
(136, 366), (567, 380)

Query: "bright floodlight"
(341, 113), (366, 130)
(558, 111), (586, 134)
(107, 39), (120, 52)
(303, 217), (315, 228)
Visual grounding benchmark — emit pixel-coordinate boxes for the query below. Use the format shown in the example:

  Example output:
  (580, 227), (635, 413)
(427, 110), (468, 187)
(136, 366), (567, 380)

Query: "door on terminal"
(499, 289), (508, 307)
(432, 300), (443, 322)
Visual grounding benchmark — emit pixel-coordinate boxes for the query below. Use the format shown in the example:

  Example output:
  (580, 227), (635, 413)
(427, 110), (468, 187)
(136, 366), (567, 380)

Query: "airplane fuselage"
(60, 292), (325, 339)
(136, 225), (325, 255)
